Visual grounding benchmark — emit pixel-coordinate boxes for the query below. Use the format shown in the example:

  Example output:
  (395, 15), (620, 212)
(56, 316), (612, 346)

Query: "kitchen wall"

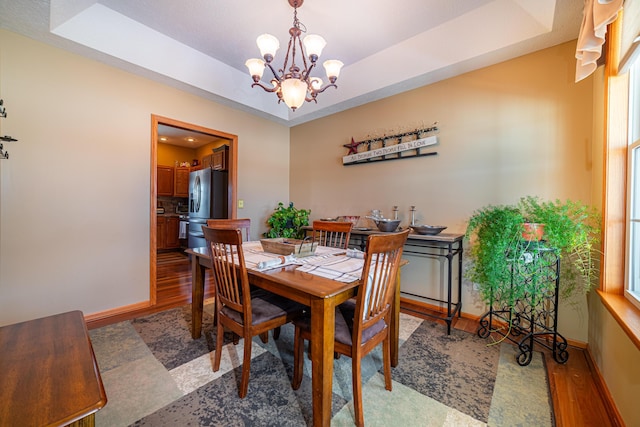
(157, 143), (196, 166)
(0, 29), (290, 325)
(290, 41), (595, 342)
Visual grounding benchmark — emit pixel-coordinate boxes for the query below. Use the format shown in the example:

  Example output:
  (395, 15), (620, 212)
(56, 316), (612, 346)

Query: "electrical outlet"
(238, 199), (244, 209)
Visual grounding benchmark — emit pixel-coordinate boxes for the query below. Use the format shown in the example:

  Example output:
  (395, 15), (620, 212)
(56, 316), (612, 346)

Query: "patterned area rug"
(89, 305), (554, 426)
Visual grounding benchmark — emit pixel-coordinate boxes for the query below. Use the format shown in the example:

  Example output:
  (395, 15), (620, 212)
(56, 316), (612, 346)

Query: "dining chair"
(291, 228), (410, 427)
(202, 226), (305, 398)
(312, 220), (353, 249)
(207, 218), (251, 242)
(205, 218), (280, 342)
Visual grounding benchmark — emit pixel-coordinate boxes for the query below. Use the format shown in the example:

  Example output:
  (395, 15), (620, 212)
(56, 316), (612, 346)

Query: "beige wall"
(290, 41), (595, 342)
(588, 295), (640, 426)
(0, 30), (289, 325)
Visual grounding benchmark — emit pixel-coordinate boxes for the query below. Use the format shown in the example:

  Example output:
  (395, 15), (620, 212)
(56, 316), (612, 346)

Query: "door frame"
(150, 114), (238, 304)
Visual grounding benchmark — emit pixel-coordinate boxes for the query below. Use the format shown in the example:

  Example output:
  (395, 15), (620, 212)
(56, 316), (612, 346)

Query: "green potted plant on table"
(264, 202), (311, 239)
(465, 196), (601, 309)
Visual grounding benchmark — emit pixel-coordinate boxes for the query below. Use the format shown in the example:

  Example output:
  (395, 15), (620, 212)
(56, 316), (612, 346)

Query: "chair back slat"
(312, 220), (353, 249)
(357, 229), (409, 331)
(207, 218), (251, 242)
(203, 227), (251, 321)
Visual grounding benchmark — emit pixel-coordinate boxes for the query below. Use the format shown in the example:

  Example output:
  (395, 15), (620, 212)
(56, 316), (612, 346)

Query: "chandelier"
(245, 0), (344, 111)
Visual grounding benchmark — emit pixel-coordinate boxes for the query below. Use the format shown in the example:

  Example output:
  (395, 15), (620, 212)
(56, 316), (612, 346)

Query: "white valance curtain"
(575, 0), (624, 82)
(619, 0), (640, 72)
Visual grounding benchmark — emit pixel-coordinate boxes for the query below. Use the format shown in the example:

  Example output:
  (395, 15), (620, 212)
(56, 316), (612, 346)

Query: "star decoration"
(343, 137), (361, 155)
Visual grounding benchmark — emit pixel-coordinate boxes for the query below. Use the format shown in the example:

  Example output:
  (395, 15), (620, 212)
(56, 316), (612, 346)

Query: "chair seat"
(223, 293), (305, 326)
(294, 299), (386, 346)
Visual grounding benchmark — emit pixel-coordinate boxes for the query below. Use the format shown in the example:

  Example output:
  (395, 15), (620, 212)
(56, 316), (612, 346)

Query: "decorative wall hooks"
(0, 99), (17, 160)
(342, 123), (439, 166)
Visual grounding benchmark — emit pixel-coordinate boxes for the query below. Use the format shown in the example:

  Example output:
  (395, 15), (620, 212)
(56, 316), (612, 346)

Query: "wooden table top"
(186, 246), (361, 301)
(0, 310), (107, 426)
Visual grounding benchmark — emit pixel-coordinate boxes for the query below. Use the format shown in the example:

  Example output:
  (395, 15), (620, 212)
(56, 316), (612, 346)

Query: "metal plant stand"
(477, 242), (569, 366)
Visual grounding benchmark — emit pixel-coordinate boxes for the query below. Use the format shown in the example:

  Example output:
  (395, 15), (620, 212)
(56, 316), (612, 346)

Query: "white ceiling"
(0, 0), (583, 127)
(157, 123), (228, 148)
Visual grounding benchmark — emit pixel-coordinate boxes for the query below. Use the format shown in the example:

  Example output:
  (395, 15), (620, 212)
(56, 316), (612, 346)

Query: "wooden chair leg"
(291, 326), (304, 390)
(213, 321), (224, 372)
(352, 355), (364, 427)
(273, 326), (281, 339)
(239, 333), (252, 398)
(259, 332), (268, 343)
(382, 335), (392, 391)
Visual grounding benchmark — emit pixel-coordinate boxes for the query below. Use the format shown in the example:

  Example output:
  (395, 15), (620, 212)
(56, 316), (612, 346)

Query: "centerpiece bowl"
(410, 225), (447, 235)
(374, 219), (401, 232)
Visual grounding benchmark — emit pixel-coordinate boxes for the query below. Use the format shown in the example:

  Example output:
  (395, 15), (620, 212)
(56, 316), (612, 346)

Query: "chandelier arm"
(265, 63), (282, 82)
(311, 82), (338, 95)
(251, 81), (280, 93)
(300, 59), (316, 81)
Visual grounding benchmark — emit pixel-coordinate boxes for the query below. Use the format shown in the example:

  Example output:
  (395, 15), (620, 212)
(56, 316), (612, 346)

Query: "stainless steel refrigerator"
(187, 168), (228, 248)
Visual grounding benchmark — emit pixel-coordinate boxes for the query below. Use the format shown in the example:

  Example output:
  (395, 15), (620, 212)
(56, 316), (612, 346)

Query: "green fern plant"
(465, 197), (601, 310)
(517, 196), (601, 299)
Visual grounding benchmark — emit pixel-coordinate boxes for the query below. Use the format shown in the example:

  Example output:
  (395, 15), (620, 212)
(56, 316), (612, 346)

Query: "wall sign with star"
(342, 124), (438, 166)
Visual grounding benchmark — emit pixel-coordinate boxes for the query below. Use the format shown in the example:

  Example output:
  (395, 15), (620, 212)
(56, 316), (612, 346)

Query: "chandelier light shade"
(245, 0), (344, 111)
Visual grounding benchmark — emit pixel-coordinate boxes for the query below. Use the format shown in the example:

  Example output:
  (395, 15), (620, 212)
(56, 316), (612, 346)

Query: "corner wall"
(290, 41), (595, 342)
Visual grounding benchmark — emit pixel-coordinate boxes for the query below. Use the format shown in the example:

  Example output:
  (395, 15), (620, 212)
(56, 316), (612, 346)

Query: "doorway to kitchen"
(150, 114), (238, 308)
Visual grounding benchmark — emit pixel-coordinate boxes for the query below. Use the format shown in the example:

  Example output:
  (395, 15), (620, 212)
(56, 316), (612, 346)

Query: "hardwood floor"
(88, 254), (618, 426)
(156, 249), (221, 309)
(155, 250), (204, 308)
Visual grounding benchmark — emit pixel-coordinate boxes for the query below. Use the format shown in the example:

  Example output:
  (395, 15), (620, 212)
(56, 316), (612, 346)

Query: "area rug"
(89, 305), (554, 426)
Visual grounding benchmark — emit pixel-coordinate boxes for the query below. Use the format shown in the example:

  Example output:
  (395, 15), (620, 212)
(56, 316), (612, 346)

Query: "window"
(626, 60), (640, 310)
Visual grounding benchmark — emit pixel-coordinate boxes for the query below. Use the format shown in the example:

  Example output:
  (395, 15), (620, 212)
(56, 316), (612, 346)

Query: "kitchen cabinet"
(158, 165), (189, 197)
(166, 217), (180, 248)
(157, 216), (180, 249)
(157, 166), (174, 196)
(157, 216), (167, 249)
(212, 145), (229, 171)
(200, 145), (229, 171)
(174, 167), (190, 197)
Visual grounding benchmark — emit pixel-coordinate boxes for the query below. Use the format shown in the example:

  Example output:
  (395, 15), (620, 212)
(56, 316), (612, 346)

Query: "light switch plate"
(238, 199), (244, 209)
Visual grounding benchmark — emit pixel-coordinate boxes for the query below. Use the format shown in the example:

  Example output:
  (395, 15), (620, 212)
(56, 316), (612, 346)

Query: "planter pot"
(522, 223), (545, 241)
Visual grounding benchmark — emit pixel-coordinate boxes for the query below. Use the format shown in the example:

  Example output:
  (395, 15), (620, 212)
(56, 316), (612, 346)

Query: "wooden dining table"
(186, 245), (402, 427)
